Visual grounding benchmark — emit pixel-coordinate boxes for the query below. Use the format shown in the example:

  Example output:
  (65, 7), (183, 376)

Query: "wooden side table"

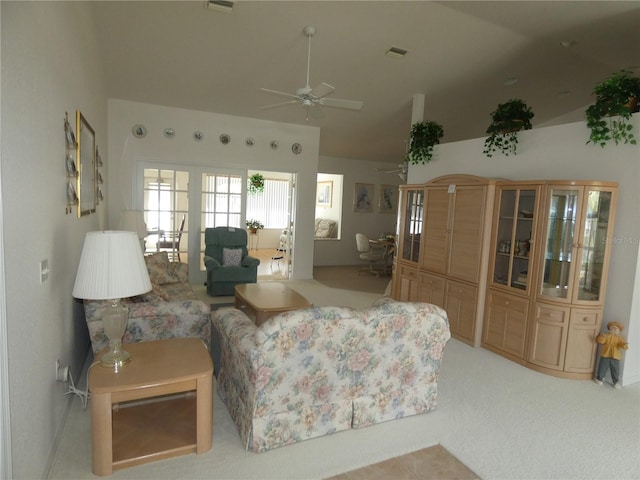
(88, 338), (213, 476)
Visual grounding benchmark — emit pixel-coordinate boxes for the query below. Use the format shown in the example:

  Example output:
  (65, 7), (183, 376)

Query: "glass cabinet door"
(575, 189), (613, 302)
(400, 189), (424, 263)
(492, 187), (537, 291)
(539, 188), (579, 300)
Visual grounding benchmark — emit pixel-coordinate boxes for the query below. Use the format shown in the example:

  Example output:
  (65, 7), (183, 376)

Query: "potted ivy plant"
(483, 99), (534, 157)
(586, 69), (640, 147)
(248, 173), (265, 195)
(405, 120), (444, 164)
(245, 219), (264, 233)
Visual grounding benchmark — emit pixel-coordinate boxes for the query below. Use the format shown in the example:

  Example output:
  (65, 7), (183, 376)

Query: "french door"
(138, 163), (295, 284)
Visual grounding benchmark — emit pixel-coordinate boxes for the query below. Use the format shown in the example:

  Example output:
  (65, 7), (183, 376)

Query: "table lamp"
(73, 231), (151, 370)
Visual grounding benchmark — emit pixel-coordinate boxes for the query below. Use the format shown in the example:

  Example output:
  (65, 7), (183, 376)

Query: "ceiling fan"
(377, 163), (408, 181)
(259, 25), (364, 119)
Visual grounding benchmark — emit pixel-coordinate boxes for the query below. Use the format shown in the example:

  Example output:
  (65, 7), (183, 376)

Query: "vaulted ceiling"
(90, 1), (640, 164)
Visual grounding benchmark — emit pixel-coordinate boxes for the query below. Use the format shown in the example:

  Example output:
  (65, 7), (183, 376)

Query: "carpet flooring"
(48, 276), (640, 479)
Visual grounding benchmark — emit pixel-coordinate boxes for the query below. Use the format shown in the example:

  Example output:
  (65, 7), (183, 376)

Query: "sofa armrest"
(241, 254), (260, 268)
(211, 308), (260, 447)
(204, 255), (221, 270)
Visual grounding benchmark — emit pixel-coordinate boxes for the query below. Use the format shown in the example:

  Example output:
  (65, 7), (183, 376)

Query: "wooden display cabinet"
(526, 182), (617, 379)
(484, 180), (617, 379)
(483, 183), (540, 360)
(393, 175), (495, 346)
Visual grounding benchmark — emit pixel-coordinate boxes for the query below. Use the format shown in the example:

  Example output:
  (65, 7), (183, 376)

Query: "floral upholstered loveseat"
(211, 297), (450, 452)
(83, 251), (211, 354)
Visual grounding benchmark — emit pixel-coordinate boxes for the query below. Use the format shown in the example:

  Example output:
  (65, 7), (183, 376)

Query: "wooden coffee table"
(88, 338), (213, 476)
(234, 283), (312, 326)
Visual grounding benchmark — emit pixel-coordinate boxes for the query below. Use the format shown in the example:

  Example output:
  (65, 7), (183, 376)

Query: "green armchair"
(204, 227), (260, 296)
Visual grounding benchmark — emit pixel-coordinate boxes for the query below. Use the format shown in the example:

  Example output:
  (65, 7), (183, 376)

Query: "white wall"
(107, 99), (320, 279)
(408, 116), (640, 385)
(1, 2), (106, 477)
(315, 156), (402, 266)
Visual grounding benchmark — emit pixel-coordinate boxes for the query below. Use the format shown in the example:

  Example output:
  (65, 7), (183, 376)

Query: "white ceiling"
(90, 1), (640, 164)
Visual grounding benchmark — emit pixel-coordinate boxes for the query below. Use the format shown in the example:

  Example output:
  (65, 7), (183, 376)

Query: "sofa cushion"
(314, 218), (337, 238)
(151, 281), (170, 301)
(172, 261), (189, 283)
(222, 247), (243, 267)
(144, 251), (181, 284)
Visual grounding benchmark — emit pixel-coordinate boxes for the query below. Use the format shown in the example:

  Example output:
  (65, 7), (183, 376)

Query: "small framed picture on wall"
(354, 183), (374, 213)
(379, 184), (397, 214)
(316, 181), (333, 207)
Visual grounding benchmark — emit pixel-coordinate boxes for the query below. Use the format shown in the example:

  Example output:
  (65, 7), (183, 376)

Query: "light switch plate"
(40, 259), (49, 284)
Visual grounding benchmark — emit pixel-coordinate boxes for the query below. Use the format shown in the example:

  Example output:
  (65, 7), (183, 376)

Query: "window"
(246, 178), (289, 228)
(143, 168), (189, 257)
(202, 173), (242, 228)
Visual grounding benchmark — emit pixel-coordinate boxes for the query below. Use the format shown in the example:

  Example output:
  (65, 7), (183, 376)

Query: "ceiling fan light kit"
(259, 25), (363, 119)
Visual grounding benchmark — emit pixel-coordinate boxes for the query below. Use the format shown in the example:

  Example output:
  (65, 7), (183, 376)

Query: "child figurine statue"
(594, 321), (629, 389)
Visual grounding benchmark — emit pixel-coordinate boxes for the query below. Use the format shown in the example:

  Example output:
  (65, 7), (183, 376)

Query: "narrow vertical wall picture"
(379, 184), (397, 214)
(316, 181), (332, 207)
(354, 183), (374, 213)
(76, 111), (96, 217)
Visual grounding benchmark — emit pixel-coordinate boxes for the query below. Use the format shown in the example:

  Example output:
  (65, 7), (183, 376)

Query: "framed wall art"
(379, 184), (398, 214)
(76, 111), (96, 217)
(354, 183), (374, 213)
(316, 181), (333, 207)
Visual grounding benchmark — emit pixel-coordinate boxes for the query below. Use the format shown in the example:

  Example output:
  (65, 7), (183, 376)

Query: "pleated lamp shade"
(72, 231), (151, 300)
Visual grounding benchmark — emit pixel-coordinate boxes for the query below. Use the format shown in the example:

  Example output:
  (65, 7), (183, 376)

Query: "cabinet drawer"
(399, 264), (418, 279)
(420, 272), (446, 290)
(534, 304), (568, 325)
(488, 291), (528, 314)
(569, 310), (599, 327)
(446, 280), (477, 300)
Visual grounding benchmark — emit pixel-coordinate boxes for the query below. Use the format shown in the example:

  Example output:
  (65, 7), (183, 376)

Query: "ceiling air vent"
(386, 46), (408, 58)
(205, 0), (234, 13)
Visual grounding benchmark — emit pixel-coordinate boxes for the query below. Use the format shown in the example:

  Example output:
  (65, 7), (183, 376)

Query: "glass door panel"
(492, 188), (536, 290)
(576, 190), (612, 302)
(511, 190), (535, 291)
(493, 190), (516, 286)
(401, 189), (424, 263)
(200, 173), (243, 270)
(143, 168), (189, 263)
(540, 188), (579, 299)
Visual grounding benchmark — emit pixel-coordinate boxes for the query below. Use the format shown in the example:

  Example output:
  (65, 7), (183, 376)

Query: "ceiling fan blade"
(260, 88), (300, 100)
(320, 97), (364, 111)
(376, 163), (407, 173)
(310, 82), (335, 99)
(259, 100), (300, 110)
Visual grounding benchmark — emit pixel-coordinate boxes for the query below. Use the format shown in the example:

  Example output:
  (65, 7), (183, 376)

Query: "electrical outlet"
(56, 360), (69, 383)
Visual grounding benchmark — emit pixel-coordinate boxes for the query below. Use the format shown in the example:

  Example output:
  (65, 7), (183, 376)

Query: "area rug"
(324, 444), (479, 480)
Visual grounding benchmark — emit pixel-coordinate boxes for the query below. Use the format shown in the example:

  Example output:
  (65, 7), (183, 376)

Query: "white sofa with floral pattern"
(211, 297), (450, 452)
(83, 251), (211, 354)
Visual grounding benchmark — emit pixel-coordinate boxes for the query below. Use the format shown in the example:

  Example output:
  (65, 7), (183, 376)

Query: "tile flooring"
(324, 444), (479, 480)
